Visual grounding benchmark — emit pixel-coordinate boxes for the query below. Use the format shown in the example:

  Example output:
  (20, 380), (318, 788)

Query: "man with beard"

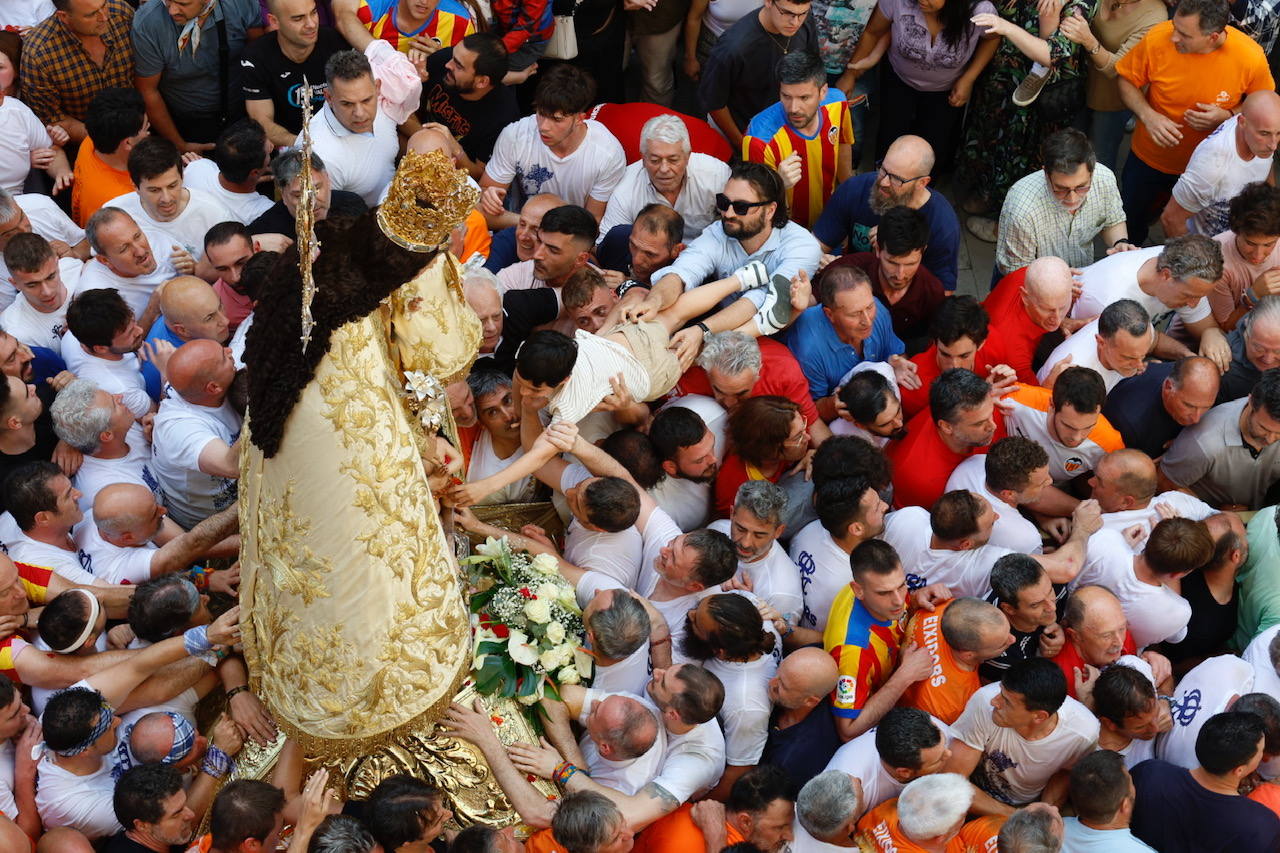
(711, 481), (803, 628)
(497, 205), (597, 294)
(483, 193), (567, 273)
(597, 206), (686, 293)
(834, 368), (908, 449)
(743, 51), (854, 229)
(620, 162), (821, 347)
(649, 406), (719, 532)
(813, 135), (961, 291)
(106, 764), (200, 852)
(640, 765), (796, 853)
(62, 289), (154, 419)
(420, 33), (519, 179)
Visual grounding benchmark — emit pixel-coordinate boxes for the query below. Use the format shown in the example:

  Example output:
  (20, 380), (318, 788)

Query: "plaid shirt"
(20, 0), (135, 126)
(995, 164), (1127, 274)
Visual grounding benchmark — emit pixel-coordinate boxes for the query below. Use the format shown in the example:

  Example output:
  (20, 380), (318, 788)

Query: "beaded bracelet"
(552, 761), (582, 786)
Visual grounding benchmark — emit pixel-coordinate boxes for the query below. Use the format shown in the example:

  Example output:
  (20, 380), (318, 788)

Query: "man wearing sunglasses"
(618, 162), (821, 363)
(813, 135), (961, 292)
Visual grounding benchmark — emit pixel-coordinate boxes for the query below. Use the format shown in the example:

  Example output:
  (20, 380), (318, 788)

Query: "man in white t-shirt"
(1161, 91), (1280, 238)
(832, 363), (905, 448)
(1156, 654), (1256, 769)
(1, 233), (81, 352)
(1039, 302), (1155, 393)
(598, 113), (729, 243)
(945, 437), (1052, 555)
(3, 461), (100, 586)
(884, 491), (1100, 599)
(789, 476), (887, 641)
(62, 288), (154, 419)
(181, 119), (276, 226)
(1004, 370), (1124, 487)
(105, 137), (235, 262)
(1074, 520), (1214, 649)
(680, 592), (780, 797)
(34, 613), (238, 840)
(480, 64), (626, 228)
(76, 485), (238, 585)
(301, 51), (400, 207)
(711, 480), (803, 626)
(0, 675), (36, 830)
(50, 378), (162, 514)
(1090, 449), (1215, 551)
(1092, 662), (1165, 769)
(649, 404), (720, 532)
(78, 208), (187, 322)
(826, 706), (952, 811)
(0, 189), (88, 311)
(944, 658), (1098, 810)
(1069, 235), (1230, 369)
(151, 341), (241, 530)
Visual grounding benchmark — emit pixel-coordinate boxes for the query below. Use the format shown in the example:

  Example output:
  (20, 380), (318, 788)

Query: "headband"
(34, 696), (114, 761)
(52, 589), (101, 654)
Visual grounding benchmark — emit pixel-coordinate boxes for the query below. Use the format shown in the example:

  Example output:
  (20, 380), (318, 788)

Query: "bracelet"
(781, 618), (795, 638)
(1112, 238), (1134, 249)
(226, 685), (250, 701)
(1089, 42), (1103, 55)
(552, 761), (583, 786)
(616, 279), (651, 298)
(200, 744), (235, 779)
(696, 321), (711, 340)
(650, 635), (671, 646)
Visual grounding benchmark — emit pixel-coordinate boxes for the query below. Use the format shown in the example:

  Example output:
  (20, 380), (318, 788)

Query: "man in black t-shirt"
(248, 149), (367, 238)
(242, 0), (349, 147)
(420, 33), (520, 180)
(982, 554), (1066, 683)
(1103, 357), (1220, 460)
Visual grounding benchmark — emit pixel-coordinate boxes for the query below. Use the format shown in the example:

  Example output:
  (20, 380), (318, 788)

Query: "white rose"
(573, 647), (595, 678)
(558, 585), (578, 608)
(540, 645), (571, 672)
(531, 553), (561, 575)
(546, 621), (567, 645)
(536, 582), (562, 601)
(557, 664), (581, 685)
(518, 691), (542, 706)
(525, 597), (552, 624)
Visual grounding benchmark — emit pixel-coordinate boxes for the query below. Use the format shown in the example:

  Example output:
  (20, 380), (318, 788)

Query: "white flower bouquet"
(464, 536), (591, 706)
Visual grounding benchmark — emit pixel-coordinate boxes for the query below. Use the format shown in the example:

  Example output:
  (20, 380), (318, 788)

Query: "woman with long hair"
(842, 0), (1001, 166)
(713, 395), (812, 518)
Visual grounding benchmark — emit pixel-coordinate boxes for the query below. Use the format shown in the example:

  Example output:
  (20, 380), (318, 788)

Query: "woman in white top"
(0, 42), (70, 196)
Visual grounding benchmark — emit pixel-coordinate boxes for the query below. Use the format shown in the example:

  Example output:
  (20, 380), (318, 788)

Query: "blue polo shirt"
(783, 299), (904, 400)
(812, 172), (962, 291)
(139, 316), (184, 401)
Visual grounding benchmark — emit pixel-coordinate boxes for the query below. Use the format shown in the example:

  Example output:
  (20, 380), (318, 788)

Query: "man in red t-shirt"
(1053, 585), (1174, 698)
(887, 368), (1004, 510)
(901, 295), (996, 420)
(981, 258), (1076, 386)
(673, 332), (831, 442)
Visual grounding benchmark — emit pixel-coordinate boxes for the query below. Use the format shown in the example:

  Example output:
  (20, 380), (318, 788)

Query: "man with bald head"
(760, 647), (842, 787)
(1161, 90), (1280, 238)
(814, 136), (961, 291)
(1217, 295), (1280, 404)
(140, 276), (231, 393)
(75, 484), (239, 584)
(123, 709), (246, 825)
(982, 256), (1076, 385)
(151, 340), (241, 529)
(1105, 355), (1221, 458)
(1091, 448), (1215, 552)
(484, 193), (569, 273)
(1052, 585), (1173, 699)
(899, 598), (1014, 724)
(464, 273), (503, 357)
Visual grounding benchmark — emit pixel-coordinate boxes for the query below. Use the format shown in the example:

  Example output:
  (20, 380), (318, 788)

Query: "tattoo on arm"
(642, 781), (680, 813)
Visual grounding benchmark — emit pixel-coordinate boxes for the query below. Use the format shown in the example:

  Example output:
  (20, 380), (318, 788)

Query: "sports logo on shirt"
(836, 675), (856, 705)
(827, 124), (839, 145)
(1063, 456), (1086, 475)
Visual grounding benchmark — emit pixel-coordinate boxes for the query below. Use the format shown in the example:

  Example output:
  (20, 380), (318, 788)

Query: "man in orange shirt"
(1117, 0), (1274, 244)
(900, 598), (1015, 725)
(72, 88), (150, 227)
(853, 772), (976, 852)
(633, 765), (794, 853)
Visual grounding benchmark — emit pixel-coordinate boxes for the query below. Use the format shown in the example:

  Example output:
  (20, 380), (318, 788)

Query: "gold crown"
(376, 150), (480, 254)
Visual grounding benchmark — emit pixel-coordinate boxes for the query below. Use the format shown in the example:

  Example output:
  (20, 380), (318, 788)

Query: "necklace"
(767, 30), (793, 54)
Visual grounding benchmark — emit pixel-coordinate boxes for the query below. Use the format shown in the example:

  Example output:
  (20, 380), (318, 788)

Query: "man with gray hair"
(1217, 295), (1280, 403)
(247, 149), (369, 238)
(464, 270), (503, 358)
(712, 480), (802, 627)
(1038, 301), (1155, 393)
(297, 50), (399, 205)
(854, 772), (975, 850)
(999, 803), (1065, 852)
(793, 769), (864, 849)
(1071, 234), (1231, 370)
(548, 791), (633, 853)
(598, 114), (730, 243)
(51, 378), (161, 513)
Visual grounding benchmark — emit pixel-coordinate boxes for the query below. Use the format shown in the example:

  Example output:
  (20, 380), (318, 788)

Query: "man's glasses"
(875, 160), (926, 189)
(715, 193), (769, 215)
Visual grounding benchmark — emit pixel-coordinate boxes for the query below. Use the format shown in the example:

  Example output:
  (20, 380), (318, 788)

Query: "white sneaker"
(753, 274), (795, 334)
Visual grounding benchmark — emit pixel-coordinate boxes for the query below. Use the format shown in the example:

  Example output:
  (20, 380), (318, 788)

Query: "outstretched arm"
(444, 700), (558, 827)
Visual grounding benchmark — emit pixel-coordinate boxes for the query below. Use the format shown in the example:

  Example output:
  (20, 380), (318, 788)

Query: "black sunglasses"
(715, 193), (769, 215)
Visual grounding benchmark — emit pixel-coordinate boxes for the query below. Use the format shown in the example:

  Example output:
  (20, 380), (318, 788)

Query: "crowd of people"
(0, 0), (1277, 850)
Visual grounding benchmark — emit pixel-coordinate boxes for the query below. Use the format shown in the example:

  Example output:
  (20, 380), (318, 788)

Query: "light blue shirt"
(784, 299), (903, 400)
(1063, 817), (1156, 852)
(652, 219), (821, 311)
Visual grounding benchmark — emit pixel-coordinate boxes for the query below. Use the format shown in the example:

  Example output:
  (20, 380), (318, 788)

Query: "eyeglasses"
(875, 160), (926, 188)
(1049, 180), (1092, 199)
(773, 4), (809, 20)
(715, 193), (769, 215)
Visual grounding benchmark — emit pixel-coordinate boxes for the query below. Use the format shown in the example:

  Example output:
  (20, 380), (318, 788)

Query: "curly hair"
(244, 212), (440, 457)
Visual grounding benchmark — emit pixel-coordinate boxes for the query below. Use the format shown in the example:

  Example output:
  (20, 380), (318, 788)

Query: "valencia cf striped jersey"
(356, 0), (475, 53)
(742, 89), (853, 228)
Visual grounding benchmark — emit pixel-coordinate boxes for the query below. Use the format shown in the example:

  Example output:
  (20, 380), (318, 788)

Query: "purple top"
(880, 0), (995, 92)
